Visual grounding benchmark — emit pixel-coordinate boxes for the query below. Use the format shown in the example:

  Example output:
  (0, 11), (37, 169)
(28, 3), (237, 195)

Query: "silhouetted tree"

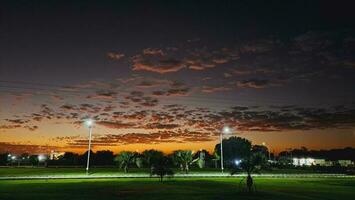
(151, 156), (174, 182)
(214, 137), (252, 168)
(142, 149), (164, 174)
(115, 151), (136, 173)
(252, 145), (269, 158)
(172, 150), (193, 174)
(193, 150), (212, 168)
(0, 153), (8, 165)
(135, 156), (144, 168)
(80, 151), (95, 166)
(231, 152), (267, 193)
(95, 150), (114, 165)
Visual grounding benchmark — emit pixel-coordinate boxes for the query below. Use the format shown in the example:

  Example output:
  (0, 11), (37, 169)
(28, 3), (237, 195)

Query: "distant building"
(292, 158), (327, 166)
(292, 157), (355, 167)
(337, 160), (353, 167)
(49, 150), (65, 160)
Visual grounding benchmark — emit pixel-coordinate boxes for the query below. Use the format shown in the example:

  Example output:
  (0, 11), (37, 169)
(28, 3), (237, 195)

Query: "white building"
(49, 150), (65, 160)
(292, 158), (327, 166)
(337, 160), (353, 167)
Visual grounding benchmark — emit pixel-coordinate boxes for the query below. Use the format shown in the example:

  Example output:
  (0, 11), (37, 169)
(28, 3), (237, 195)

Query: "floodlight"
(234, 159), (242, 166)
(222, 126), (231, 134)
(85, 119), (94, 127)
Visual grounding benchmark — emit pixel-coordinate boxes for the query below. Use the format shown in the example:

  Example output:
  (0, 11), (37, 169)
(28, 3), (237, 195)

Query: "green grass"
(0, 177), (354, 200)
(0, 167), (315, 177)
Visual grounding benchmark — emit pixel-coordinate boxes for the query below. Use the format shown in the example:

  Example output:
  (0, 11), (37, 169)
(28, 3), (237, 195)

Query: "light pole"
(262, 142), (271, 160)
(220, 126), (231, 173)
(85, 119), (94, 175)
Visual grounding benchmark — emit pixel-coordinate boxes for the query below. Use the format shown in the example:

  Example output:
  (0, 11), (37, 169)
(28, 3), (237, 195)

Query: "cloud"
(185, 58), (216, 71)
(240, 39), (274, 54)
(96, 120), (136, 129)
(60, 104), (77, 111)
(79, 104), (101, 113)
(5, 119), (29, 124)
(24, 125), (38, 131)
(87, 91), (117, 100)
(140, 97), (159, 107)
(0, 142), (61, 154)
(107, 52), (125, 60)
(166, 88), (190, 96)
(201, 86), (232, 93)
(185, 48), (238, 71)
(236, 79), (270, 89)
(143, 48), (165, 56)
(135, 79), (171, 88)
(0, 124), (21, 130)
(131, 46), (240, 73)
(133, 57), (185, 74)
(151, 90), (166, 96)
(144, 122), (180, 129)
(67, 129), (214, 146)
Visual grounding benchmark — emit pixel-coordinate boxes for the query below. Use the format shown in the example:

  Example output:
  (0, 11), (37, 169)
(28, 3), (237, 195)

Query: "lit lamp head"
(222, 126), (231, 135)
(38, 155), (46, 162)
(85, 119), (94, 128)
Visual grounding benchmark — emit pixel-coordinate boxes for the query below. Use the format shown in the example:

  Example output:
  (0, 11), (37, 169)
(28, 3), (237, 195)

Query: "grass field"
(0, 167), (317, 177)
(0, 177), (354, 200)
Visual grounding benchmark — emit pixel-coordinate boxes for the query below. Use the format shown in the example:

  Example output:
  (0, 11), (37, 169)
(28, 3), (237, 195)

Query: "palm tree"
(231, 152), (267, 192)
(114, 151), (136, 173)
(172, 150), (193, 174)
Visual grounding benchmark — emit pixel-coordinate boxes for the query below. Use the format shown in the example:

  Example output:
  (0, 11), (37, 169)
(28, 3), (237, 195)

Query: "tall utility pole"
(86, 120), (93, 175)
(220, 133), (224, 173)
(220, 126), (231, 173)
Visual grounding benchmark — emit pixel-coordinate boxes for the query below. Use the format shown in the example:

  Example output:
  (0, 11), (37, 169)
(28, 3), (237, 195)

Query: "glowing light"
(234, 159), (242, 166)
(38, 155), (46, 161)
(85, 119), (94, 127)
(222, 126), (231, 134)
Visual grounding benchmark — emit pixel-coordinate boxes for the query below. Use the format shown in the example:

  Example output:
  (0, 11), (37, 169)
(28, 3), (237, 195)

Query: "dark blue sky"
(0, 0), (354, 153)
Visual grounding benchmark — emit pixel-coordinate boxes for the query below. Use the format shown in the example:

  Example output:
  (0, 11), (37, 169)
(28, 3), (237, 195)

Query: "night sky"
(1, 0), (355, 154)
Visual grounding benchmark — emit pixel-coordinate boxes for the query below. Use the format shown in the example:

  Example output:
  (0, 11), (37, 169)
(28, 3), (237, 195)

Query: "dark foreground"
(0, 177), (354, 200)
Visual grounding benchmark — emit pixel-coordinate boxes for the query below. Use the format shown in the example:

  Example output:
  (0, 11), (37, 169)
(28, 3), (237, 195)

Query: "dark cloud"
(132, 54), (185, 74)
(5, 119), (29, 124)
(24, 125), (38, 131)
(107, 52), (125, 60)
(0, 124), (21, 130)
(166, 88), (190, 96)
(140, 97), (159, 107)
(0, 142), (61, 154)
(143, 122), (180, 129)
(87, 91), (117, 100)
(201, 86), (232, 93)
(236, 79), (271, 89)
(60, 104), (77, 111)
(96, 120), (136, 129)
(67, 129), (214, 146)
(143, 48), (165, 56)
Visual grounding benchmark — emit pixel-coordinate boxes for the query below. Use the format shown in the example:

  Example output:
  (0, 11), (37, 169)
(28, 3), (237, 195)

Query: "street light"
(262, 142), (271, 160)
(85, 119), (94, 175)
(220, 126), (231, 173)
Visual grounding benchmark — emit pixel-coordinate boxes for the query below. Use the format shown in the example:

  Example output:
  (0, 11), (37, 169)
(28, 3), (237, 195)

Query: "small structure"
(292, 157), (327, 166)
(49, 150), (65, 160)
(337, 160), (353, 167)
